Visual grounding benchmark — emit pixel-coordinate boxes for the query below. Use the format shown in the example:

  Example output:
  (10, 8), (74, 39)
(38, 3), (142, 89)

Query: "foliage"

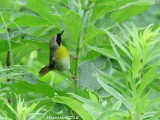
(0, 0), (160, 120)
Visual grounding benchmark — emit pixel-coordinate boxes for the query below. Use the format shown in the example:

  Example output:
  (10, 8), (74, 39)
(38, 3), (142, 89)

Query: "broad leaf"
(52, 96), (94, 120)
(111, 2), (151, 22)
(26, 0), (59, 27)
(58, 11), (83, 46)
(90, 0), (137, 23)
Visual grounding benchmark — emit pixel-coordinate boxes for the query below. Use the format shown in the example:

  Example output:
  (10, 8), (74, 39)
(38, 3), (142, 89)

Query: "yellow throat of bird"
(55, 43), (68, 58)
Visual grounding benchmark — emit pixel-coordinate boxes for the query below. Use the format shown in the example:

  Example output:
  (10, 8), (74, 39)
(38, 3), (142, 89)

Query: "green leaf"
(9, 14), (50, 27)
(27, 98), (54, 110)
(17, 0), (26, 5)
(80, 9), (93, 39)
(140, 112), (158, 120)
(111, 2), (151, 22)
(0, 39), (23, 53)
(0, 0), (12, 8)
(0, 31), (49, 56)
(69, 93), (104, 112)
(86, 44), (131, 70)
(18, 72), (39, 84)
(0, 68), (13, 72)
(135, 62), (158, 104)
(0, 9), (50, 28)
(112, 101), (122, 110)
(69, 92), (104, 118)
(0, 72), (22, 80)
(52, 96), (93, 120)
(68, 0), (78, 12)
(21, 35), (49, 52)
(97, 110), (127, 120)
(0, 110), (10, 120)
(95, 73), (131, 111)
(80, 49), (100, 62)
(89, 92), (98, 103)
(1, 80), (66, 98)
(145, 46), (160, 65)
(129, 44), (141, 79)
(111, 43), (127, 72)
(150, 83), (160, 93)
(105, 30), (132, 60)
(0, 98), (18, 117)
(55, 71), (74, 87)
(146, 97), (160, 110)
(136, 92), (150, 117)
(90, 0), (137, 23)
(0, 0), (22, 9)
(94, 13), (117, 30)
(78, 56), (109, 90)
(150, 111), (160, 120)
(43, 0), (70, 14)
(58, 11), (82, 46)
(37, 49), (49, 65)
(84, 25), (104, 43)
(95, 71), (127, 96)
(122, 23), (142, 54)
(78, 61), (100, 90)
(13, 44), (40, 64)
(26, 0), (59, 27)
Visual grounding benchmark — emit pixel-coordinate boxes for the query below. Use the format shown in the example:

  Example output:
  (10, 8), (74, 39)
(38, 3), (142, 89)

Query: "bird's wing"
(49, 48), (55, 65)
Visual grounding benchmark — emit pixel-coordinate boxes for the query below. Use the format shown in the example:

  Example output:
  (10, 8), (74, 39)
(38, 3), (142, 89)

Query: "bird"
(39, 30), (70, 77)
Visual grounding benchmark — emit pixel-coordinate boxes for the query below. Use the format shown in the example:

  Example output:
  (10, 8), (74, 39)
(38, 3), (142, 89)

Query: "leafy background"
(0, 0), (160, 120)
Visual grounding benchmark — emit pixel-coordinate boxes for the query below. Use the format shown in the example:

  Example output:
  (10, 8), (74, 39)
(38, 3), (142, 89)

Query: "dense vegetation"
(0, 0), (160, 120)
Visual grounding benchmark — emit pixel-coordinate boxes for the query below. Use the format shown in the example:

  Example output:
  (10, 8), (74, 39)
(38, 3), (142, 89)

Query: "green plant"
(0, 95), (46, 120)
(0, 0), (160, 120)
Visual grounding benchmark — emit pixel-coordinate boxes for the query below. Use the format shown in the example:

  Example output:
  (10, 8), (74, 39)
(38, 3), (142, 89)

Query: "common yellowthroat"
(39, 30), (70, 77)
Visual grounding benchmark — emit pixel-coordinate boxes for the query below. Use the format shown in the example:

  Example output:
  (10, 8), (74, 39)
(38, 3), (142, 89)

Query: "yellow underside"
(55, 44), (68, 58)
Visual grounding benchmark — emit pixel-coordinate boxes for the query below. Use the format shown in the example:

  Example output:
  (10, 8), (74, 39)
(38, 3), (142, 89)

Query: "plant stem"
(6, 50), (11, 83)
(132, 78), (137, 120)
(74, 46), (80, 90)
(0, 11), (16, 120)
(0, 13), (14, 67)
(73, 7), (87, 90)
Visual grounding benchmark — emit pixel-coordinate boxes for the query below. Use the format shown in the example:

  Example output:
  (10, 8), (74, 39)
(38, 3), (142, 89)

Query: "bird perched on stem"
(39, 30), (70, 77)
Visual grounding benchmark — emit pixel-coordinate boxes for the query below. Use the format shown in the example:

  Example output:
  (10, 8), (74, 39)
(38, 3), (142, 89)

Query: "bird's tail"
(39, 66), (50, 77)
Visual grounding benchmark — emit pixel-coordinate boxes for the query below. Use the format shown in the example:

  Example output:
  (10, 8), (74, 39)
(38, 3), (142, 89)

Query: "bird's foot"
(68, 70), (79, 81)
(70, 56), (79, 64)
(71, 76), (79, 81)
